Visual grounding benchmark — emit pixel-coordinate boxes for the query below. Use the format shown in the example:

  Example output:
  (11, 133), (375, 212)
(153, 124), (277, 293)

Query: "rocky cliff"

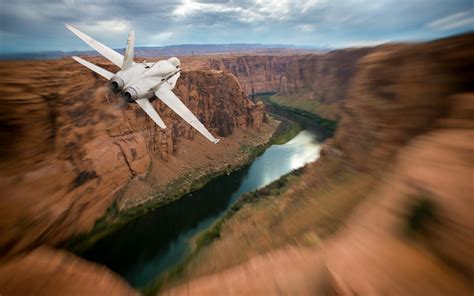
(207, 55), (300, 95)
(275, 48), (374, 119)
(197, 49), (373, 120)
(279, 48), (373, 100)
(162, 33), (474, 295)
(0, 58), (267, 260)
(332, 34), (474, 170)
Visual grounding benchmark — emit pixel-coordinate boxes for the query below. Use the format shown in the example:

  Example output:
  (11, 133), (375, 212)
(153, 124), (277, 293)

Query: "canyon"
(179, 47), (375, 121)
(158, 33), (474, 295)
(0, 58), (271, 294)
(0, 32), (473, 295)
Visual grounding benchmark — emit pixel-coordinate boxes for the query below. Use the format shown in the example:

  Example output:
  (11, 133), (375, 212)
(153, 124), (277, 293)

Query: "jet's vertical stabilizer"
(122, 31), (135, 70)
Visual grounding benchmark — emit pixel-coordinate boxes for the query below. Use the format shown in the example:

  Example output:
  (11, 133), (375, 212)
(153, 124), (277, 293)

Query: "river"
(80, 129), (322, 288)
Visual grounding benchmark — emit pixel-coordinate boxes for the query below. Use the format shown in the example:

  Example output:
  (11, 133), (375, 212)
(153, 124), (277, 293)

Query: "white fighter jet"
(66, 24), (219, 144)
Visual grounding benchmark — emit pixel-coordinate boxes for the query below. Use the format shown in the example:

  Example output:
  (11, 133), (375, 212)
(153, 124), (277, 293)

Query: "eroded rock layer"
(0, 59), (266, 259)
(207, 55), (300, 95)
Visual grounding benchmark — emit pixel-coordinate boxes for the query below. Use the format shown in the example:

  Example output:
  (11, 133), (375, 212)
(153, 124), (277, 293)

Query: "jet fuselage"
(110, 60), (179, 103)
(66, 24), (219, 143)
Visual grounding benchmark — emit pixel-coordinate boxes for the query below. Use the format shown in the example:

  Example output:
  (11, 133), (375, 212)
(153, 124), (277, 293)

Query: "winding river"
(81, 129), (322, 288)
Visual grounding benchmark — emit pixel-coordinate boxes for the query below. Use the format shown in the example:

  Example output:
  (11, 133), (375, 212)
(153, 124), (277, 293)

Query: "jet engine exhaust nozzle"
(122, 87), (137, 103)
(109, 77), (125, 91)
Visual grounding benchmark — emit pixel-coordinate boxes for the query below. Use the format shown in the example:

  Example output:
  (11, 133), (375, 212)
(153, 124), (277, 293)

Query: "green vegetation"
(196, 167), (305, 250)
(270, 94), (340, 121)
(239, 116), (300, 159)
(270, 116), (302, 145)
(257, 94), (338, 135)
(143, 158), (378, 295)
(403, 194), (437, 237)
(69, 91), (342, 295)
(272, 93), (321, 114)
(63, 151), (267, 253)
(143, 167), (306, 296)
(63, 116), (301, 254)
(143, 93), (342, 294)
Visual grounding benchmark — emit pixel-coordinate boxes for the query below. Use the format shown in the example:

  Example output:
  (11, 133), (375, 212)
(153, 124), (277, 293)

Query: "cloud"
(80, 20), (131, 33)
(147, 32), (174, 45)
(426, 11), (474, 31)
(172, 0), (326, 24)
(298, 24), (316, 32)
(0, 0), (473, 53)
(173, 0), (235, 17)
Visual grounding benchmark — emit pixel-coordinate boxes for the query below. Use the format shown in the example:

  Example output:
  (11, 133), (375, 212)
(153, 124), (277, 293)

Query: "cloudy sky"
(0, 0), (473, 53)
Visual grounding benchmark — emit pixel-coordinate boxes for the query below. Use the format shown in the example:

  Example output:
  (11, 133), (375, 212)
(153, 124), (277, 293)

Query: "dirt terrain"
(161, 33), (474, 295)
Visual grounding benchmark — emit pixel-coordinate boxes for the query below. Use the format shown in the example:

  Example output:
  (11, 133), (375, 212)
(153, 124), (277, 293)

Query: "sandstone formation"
(163, 33), (474, 295)
(0, 58), (266, 260)
(207, 55), (301, 95)
(277, 48), (370, 97)
(276, 48), (375, 119)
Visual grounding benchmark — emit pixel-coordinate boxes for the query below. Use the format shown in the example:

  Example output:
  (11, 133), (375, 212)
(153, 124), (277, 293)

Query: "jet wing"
(66, 24), (130, 68)
(166, 71), (180, 89)
(155, 87), (220, 144)
(72, 56), (114, 79)
(136, 98), (166, 129)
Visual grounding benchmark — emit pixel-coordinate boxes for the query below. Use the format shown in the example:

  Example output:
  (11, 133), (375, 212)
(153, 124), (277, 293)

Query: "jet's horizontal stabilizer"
(66, 24), (125, 68)
(136, 98), (166, 129)
(72, 56), (114, 79)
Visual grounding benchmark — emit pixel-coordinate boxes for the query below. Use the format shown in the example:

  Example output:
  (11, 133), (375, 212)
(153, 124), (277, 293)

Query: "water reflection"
(80, 130), (321, 287)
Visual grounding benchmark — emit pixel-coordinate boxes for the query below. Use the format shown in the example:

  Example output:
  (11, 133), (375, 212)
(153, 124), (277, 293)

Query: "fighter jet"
(66, 24), (219, 144)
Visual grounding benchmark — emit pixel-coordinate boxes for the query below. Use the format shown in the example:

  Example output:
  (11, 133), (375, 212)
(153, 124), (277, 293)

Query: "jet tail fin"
(122, 31), (134, 70)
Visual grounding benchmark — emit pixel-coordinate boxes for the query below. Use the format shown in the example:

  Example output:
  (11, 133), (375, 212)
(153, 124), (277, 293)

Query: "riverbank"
(78, 129), (321, 292)
(62, 116), (300, 254)
(66, 92), (333, 293)
(143, 98), (339, 294)
(149, 156), (376, 295)
(257, 94), (337, 136)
